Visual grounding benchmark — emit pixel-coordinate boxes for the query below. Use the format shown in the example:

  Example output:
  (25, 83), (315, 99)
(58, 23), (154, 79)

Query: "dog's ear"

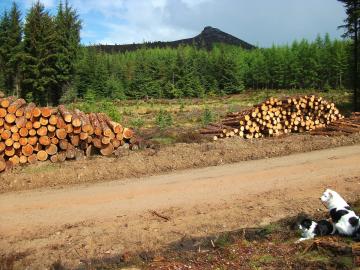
(300, 219), (312, 229)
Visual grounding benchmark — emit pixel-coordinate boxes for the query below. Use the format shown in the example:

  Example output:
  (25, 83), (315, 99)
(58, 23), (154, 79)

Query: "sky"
(0, 0), (347, 47)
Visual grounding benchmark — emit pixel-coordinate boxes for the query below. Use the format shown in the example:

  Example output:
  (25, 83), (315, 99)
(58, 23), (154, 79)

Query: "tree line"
(0, 1), (81, 106)
(67, 35), (350, 102)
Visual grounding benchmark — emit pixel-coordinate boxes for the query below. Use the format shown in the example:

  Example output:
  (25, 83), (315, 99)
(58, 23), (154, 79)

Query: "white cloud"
(21, 0), (56, 8)
(181, 0), (212, 7)
(95, 21), (194, 44)
(61, 0), (345, 46)
(81, 30), (97, 39)
(75, 0), (199, 44)
(70, 0), (126, 17)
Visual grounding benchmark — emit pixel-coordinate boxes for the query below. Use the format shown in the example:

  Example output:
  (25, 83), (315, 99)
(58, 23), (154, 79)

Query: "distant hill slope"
(92, 26), (255, 53)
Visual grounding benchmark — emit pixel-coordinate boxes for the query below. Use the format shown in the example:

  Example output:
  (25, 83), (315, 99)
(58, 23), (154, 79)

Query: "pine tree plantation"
(74, 37), (351, 101)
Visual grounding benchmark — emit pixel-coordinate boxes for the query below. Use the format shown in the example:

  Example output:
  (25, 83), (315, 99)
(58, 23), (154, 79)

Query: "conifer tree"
(214, 47), (243, 94)
(55, 0), (81, 104)
(0, 3), (22, 96)
(332, 39), (349, 88)
(0, 11), (10, 92)
(8, 3), (23, 96)
(338, 0), (360, 110)
(21, 1), (58, 105)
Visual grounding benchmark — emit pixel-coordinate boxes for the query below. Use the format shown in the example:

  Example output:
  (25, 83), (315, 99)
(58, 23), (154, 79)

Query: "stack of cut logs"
(0, 96), (136, 172)
(200, 95), (344, 140)
(310, 112), (360, 136)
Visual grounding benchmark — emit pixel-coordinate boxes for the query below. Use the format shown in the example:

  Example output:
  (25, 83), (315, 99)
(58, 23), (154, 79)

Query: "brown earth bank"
(0, 133), (360, 193)
(0, 144), (360, 269)
(142, 212), (360, 270)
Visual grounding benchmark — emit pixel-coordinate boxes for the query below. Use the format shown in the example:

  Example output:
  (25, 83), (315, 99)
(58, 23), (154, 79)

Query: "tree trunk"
(354, 17), (359, 111)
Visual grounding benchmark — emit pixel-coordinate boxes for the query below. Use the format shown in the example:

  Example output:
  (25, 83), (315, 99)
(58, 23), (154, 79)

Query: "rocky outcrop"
(93, 26), (255, 53)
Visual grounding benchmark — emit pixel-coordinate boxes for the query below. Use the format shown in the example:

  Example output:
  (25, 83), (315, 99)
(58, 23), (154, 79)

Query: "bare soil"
(1, 133), (360, 193)
(1, 144), (360, 269)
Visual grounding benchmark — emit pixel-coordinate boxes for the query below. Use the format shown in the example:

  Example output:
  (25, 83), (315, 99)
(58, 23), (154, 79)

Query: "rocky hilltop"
(93, 26), (255, 53)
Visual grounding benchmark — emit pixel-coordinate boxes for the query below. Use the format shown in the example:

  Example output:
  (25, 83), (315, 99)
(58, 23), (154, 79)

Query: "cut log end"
(100, 143), (114, 156)
(0, 97), (134, 170)
(37, 150), (48, 161)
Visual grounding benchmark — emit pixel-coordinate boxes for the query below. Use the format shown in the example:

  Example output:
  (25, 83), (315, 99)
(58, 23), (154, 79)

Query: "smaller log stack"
(0, 97), (137, 172)
(310, 112), (360, 136)
(200, 95), (344, 140)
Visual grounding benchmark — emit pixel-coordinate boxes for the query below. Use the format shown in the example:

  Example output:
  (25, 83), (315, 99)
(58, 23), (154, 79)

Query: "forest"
(72, 36), (350, 102)
(0, 1), (353, 106)
(0, 1), (80, 106)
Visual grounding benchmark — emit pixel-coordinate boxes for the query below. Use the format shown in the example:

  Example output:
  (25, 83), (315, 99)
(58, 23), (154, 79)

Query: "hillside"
(93, 26), (255, 53)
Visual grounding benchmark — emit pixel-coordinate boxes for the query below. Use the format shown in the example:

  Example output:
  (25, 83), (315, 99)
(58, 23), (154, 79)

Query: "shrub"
(201, 107), (214, 127)
(130, 117), (145, 129)
(155, 109), (173, 130)
(70, 97), (122, 123)
(98, 100), (122, 122)
(60, 85), (78, 104)
(84, 88), (97, 103)
(179, 99), (185, 112)
(105, 76), (126, 100)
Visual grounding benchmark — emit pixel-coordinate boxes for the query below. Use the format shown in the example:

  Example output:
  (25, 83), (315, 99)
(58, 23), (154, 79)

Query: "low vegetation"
(65, 89), (351, 145)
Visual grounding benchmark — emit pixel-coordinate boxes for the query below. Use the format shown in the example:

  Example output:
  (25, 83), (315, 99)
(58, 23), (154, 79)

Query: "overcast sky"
(0, 0), (346, 47)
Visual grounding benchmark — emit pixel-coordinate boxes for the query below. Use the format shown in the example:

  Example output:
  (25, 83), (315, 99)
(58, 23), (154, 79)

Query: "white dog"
(320, 189), (359, 236)
(320, 188), (349, 210)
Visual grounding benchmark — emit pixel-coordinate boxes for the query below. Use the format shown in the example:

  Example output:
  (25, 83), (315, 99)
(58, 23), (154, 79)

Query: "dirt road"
(1, 145), (360, 269)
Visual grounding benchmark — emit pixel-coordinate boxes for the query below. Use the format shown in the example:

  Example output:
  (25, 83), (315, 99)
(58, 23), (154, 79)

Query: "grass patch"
(296, 250), (331, 264)
(261, 223), (281, 235)
(249, 254), (276, 269)
(20, 163), (60, 174)
(333, 256), (354, 269)
(295, 250), (354, 269)
(151, 136), (176, 145)
(214, 233), (233, 248)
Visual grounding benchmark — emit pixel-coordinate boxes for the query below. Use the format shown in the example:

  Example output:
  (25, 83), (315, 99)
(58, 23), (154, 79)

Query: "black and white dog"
(297, 218), (335, 242)
(320, 189), (359, 236)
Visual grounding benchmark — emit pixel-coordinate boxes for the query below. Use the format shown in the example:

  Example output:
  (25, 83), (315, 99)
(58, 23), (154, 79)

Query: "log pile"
(0, 97), (136, 172)
(200, 95), (344, 140)
(310, 112), (360, 136)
